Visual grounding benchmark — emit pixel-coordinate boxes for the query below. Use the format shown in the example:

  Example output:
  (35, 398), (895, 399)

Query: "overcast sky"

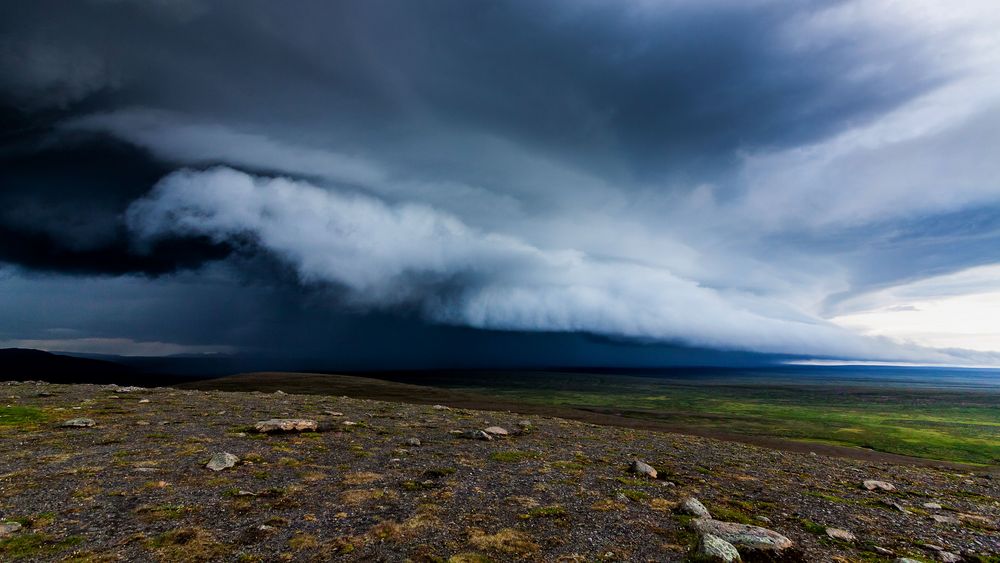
(2, 0), (999, 367)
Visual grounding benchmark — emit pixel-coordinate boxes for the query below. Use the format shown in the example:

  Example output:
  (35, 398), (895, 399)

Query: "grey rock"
(460, 430), (493, 441)
(894, 559), (922, 563)
(922, 502), (942, 510)
(937, 552), (960, 563)
(680, 497), (712, 518)
(630, 459), (657, 479)
(825, 527), (855, 542)
(690, 518), (795, 554)
(206, 452), (239, 471)
(253, 418), (318, 433)
(931, 514), (958, 524)
(432, 404), (451, 410)
(405, 438), (422, 447)
(484, 426), (509, 436)
(694, 533), (741, 562)
(60, 418), (95, 428)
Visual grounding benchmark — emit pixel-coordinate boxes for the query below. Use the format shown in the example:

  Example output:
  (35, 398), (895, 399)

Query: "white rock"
(862, 479), (895, 491)
(60, 418), (96, 428)
(254, 418), (318, 433)
(206, 452), (239, 471)
(484, 426), (509, 436)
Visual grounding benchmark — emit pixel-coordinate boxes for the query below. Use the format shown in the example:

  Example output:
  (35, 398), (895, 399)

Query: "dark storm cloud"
(1, 0), (999, 364)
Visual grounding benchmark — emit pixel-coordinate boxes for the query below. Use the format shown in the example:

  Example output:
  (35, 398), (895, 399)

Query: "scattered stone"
(825, 527), (856, 542)
(894, 559), (922, 563)
(405, 438), (422, 447)
(324, 411), (343, 416)
(341, 421), (357, 426)
(37, 391), (53, 397)
(432, 404), (451, 410)
(923, 502), (943, 510)
(690, 518), (796, 556)
(484, 426), (509, 436)
(694, 533), (741, 562)
(60, 418), (95, 428)
(874, 547), (893, 556)
(680, 497), (712, 518)
(937, 552), (961, 563)
(138, 399), (150, 404)
(630, 459), (657, 479)
(0, 521), (22, 537)
(274, 390), (286, 395)
(253, 419), (318, 433)
(862, 479), (895, 491)
(206, 452), (239, 471)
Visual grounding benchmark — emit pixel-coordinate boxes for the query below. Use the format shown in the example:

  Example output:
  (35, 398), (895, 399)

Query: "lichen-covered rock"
(825, 527), (855, 542)
(694, 533), (741, 562)
(630, 459), (657, 479)
(0, 521), (22, 537)
(681, 497), (712, 518)
(253, 418), (318, 433)
(60, 418), (95, 428)
(690, 518), (796, 557)
(206, 452), (239, 471)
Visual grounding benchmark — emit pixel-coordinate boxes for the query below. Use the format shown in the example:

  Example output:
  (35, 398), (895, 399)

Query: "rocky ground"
(0, 381), (996, 562)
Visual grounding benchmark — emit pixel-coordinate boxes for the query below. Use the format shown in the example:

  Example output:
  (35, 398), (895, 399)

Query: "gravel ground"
(0, 382), (996, 562)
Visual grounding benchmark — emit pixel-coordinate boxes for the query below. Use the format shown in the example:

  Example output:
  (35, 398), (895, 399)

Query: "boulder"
(60, 418), (95, 428)
(690, 518), (796, 557)
(405, 438), (422, 447)
(922, 502), (942, 510)
(253, 419), (318, 433)
(206, 452), (239, 471)
(862, 479), (895, 491)
(680, 497), (712, 518)
(694, 533), (741, 562)
(630, 459), (657, 479)
(484, 426), (509, 436)
(460, 430), (493, 441)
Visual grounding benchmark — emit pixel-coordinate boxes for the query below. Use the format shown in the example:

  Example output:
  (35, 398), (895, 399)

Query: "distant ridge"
(0, 348), (190, 386)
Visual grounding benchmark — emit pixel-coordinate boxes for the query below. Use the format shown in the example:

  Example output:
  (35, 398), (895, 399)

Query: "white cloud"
(126, 166), (967, 362)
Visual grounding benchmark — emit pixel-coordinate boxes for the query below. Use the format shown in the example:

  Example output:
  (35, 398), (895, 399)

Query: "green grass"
(0, 407), (47, 427)
(443, 373), (1000, 465)
(0, 533), (83, 560)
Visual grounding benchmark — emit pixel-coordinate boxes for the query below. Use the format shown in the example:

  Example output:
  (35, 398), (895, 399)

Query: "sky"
(2, 0), (1000, 368)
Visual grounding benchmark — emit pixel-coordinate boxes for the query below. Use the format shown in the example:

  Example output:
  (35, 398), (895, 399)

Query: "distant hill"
(0, 348), (192, 386)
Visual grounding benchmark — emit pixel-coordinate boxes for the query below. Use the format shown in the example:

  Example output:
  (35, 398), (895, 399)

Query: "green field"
(404, 370), (1000, 465)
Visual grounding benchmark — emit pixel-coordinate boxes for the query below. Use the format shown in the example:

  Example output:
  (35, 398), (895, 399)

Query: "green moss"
(0, 407), (46, 427)
(422, 467), (457, 478)
(621, 489), (649, 502)
(489, 451), (541, 462)
(800, 519), (826, 535)
(709, 504), (754, 525)
(0, 533), (83, 560)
